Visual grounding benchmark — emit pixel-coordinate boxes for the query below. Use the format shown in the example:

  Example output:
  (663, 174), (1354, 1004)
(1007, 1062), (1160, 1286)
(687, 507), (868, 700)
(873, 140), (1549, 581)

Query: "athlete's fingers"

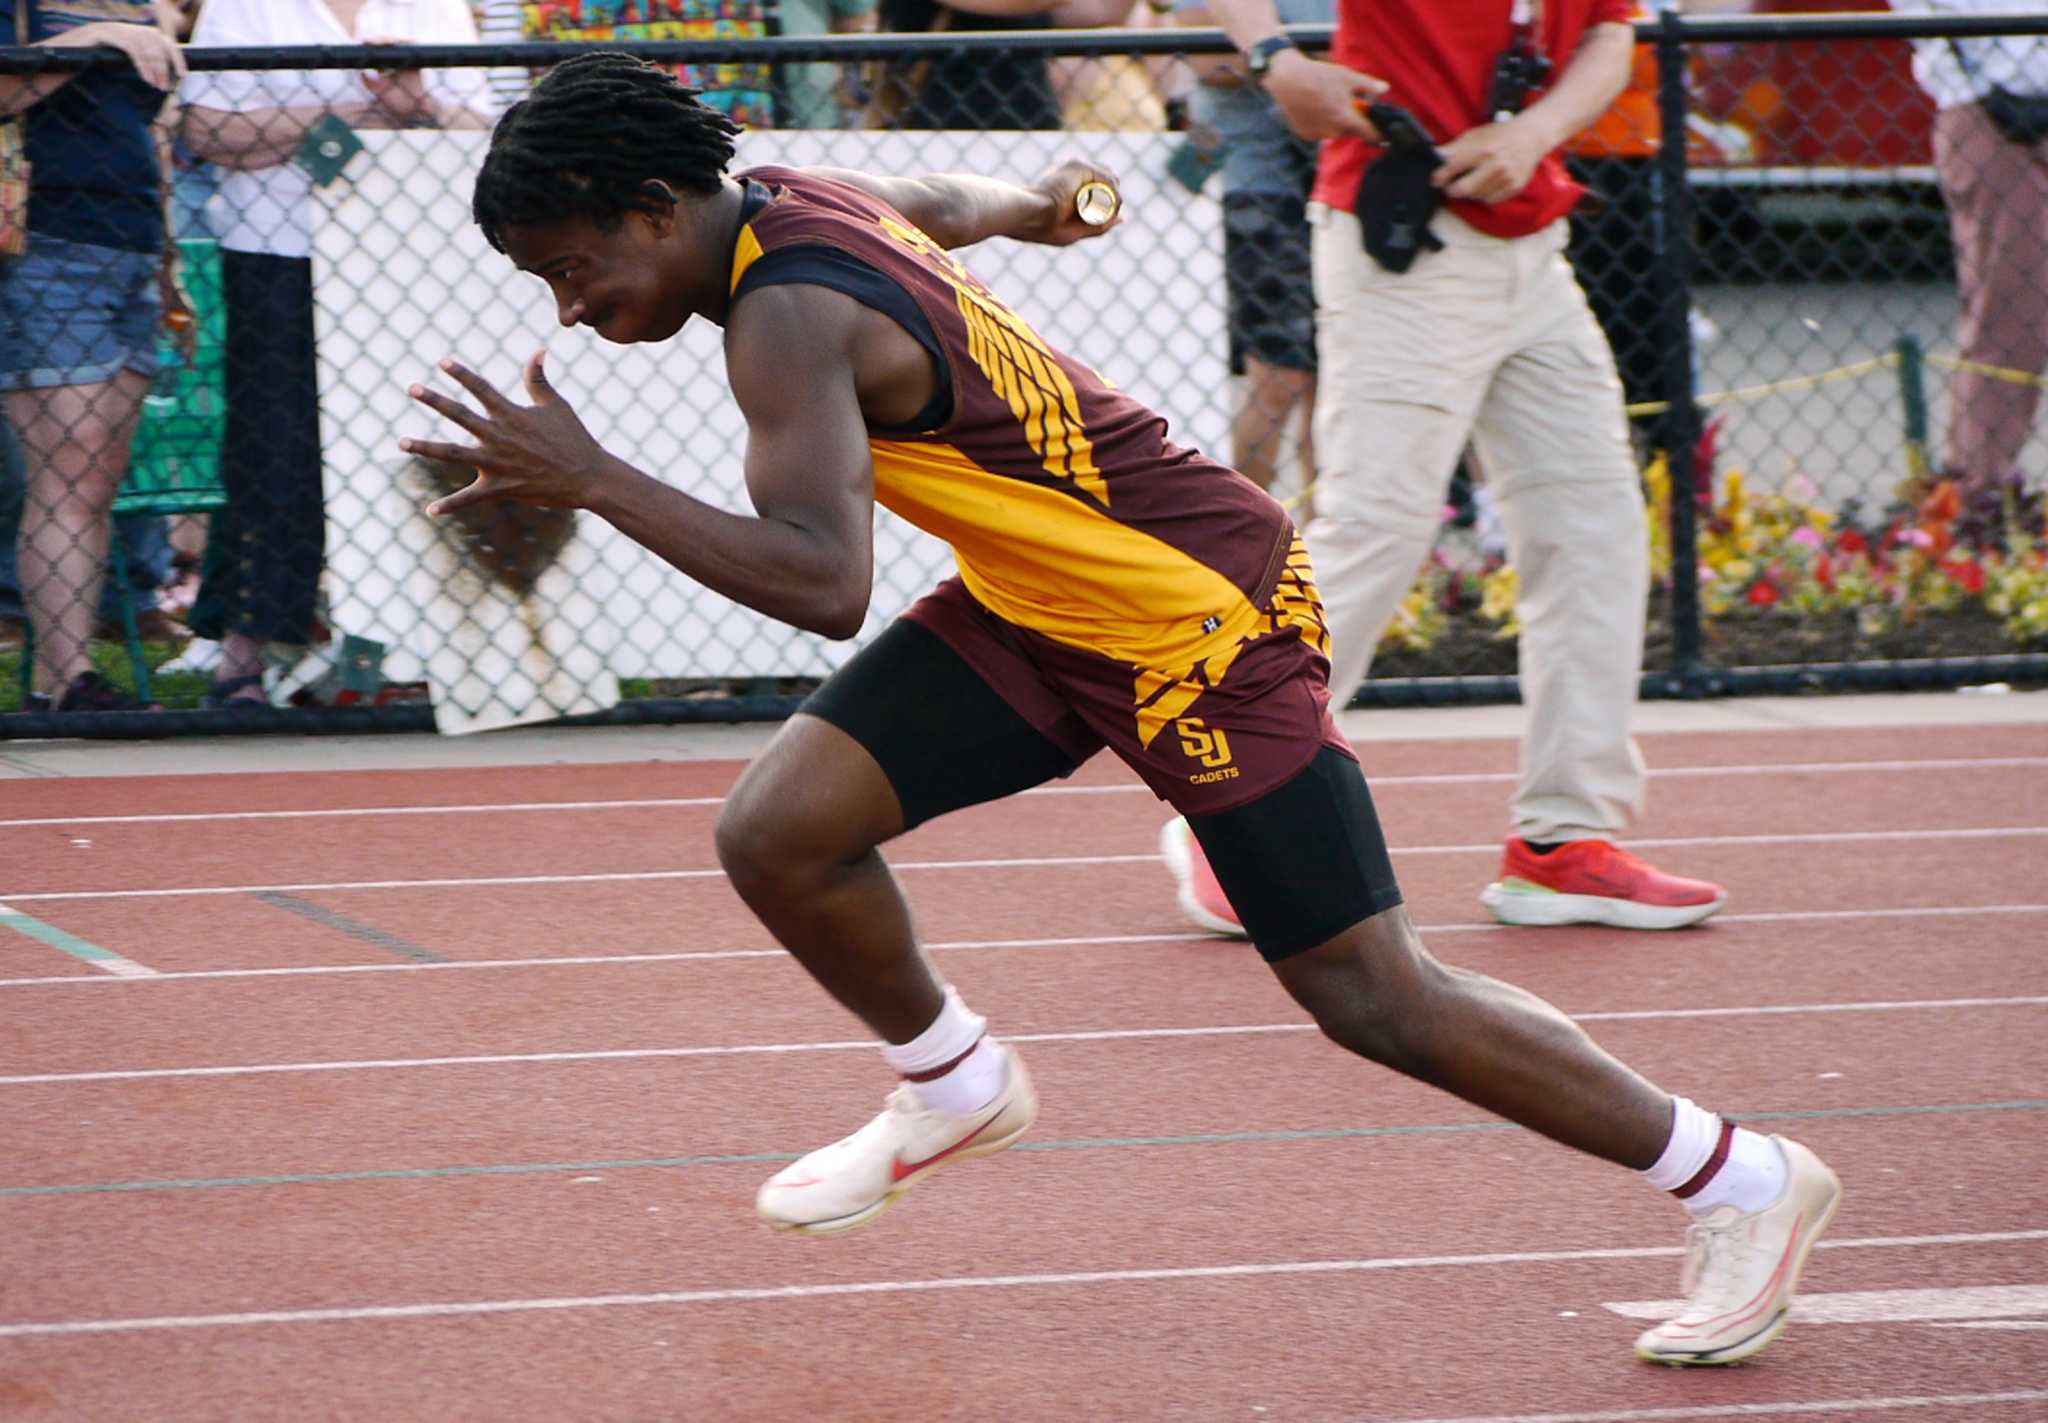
(398, 435), (487, 466)
(438, 359), (515, 413)
(407, 383), (490, 436)
(524, 349), (556, 404)
(426, 476), (501, 518)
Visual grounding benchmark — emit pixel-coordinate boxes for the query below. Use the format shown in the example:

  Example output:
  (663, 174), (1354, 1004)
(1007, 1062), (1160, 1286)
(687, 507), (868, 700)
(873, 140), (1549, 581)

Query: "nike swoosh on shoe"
(890, 1106), (1008, 1183)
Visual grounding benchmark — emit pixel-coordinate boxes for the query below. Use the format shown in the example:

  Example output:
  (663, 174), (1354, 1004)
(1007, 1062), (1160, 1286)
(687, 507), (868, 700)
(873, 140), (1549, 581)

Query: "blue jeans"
(0, 232), (174, 622)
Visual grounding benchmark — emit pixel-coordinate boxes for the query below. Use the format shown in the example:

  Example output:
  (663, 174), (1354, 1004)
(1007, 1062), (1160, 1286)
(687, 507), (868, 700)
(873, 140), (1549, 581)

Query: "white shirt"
(182, 0), (493, 257)
(1904, 1), (2048, 110)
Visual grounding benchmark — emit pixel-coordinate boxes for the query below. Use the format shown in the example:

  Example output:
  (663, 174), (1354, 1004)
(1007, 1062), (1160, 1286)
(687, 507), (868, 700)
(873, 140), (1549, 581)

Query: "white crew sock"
(1638, 1096), (1789, 1217)
(880, 987), (1008, 1114)
(1685, 1130), (1790, 1216)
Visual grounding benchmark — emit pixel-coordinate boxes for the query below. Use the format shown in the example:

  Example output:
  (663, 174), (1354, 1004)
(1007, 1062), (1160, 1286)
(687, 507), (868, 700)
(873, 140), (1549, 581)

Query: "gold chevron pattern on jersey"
(1130, 538), (1325, 750)
(879, 215), (1107, 507)
(1133, 642), (1249, 752)
(1264, 537), (1330, 656)
(869, 436), (1272, 670)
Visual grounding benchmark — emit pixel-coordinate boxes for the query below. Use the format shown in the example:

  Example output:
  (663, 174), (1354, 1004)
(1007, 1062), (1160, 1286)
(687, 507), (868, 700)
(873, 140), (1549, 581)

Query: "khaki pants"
(1934, 100), (2048, 494)
(1308, 205), (1648, 842)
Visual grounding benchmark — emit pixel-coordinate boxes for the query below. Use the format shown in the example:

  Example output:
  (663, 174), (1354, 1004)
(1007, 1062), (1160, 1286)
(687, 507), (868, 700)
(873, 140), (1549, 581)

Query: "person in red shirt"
(1166, 7), (1724, 933)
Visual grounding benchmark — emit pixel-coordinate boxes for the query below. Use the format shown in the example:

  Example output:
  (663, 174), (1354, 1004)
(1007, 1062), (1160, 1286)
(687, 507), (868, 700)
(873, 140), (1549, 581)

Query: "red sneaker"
(1159, 816), (1247, 938)
(1481, 836), (1725, 929)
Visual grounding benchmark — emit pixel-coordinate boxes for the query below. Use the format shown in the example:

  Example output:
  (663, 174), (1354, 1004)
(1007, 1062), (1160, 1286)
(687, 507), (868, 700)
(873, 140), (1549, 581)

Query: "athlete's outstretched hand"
(1026, 159), (1125, 246)
(400, 352), (611, 516)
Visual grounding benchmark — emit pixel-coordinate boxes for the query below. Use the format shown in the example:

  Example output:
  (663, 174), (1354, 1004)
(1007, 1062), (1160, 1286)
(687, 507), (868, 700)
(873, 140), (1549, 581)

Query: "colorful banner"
(522, 0), (777, 128)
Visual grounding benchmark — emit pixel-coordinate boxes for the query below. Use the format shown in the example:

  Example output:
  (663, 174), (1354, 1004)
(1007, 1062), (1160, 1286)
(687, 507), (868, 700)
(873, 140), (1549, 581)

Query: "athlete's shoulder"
(738, 166), (894, 223)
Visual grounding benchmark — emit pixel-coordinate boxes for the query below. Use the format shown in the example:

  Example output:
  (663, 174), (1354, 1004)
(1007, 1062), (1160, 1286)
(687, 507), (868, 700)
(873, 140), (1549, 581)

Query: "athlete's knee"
(715, 775), (826, 903)
(713, 792), (784, 901)
(1279, 925), (1460, 1076)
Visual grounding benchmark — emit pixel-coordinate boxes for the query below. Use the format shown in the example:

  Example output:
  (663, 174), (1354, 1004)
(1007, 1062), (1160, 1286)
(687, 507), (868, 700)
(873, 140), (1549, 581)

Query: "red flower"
(1816, 553), (1837, 590)
(1920, 480), (1963, 523)
(1835, 528), (1868, 555)
(1747, 580), (1781, 608)
(1947, 557), (1987, 596)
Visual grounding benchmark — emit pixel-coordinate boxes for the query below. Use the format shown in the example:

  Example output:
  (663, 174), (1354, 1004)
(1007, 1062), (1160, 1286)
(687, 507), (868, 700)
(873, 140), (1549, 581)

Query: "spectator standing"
(1175, 0), (1727, 930)
(1909, 0), (2048, 527)
(1178, 0), (1329, 501)
(178, 0), (491, 708)
(1055, 0), (1171, 131)
(0, 393), (185, 654)
(865, 0), (1132, 130)
(1563, 1), (1660, 428)
(778, 0), (877, 129)
(2, 0), (211, 660)
(0, 0), (189, 711)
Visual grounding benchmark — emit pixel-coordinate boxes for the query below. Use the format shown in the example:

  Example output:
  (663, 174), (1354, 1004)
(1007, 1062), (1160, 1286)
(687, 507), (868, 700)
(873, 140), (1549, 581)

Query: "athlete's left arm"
(1433, 21), (1636, 204)
(804, 161), (1122, 248)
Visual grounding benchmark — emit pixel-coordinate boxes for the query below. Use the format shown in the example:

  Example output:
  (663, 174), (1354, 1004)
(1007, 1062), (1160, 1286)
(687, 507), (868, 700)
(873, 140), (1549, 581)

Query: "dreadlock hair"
(473, 52), (743, 253)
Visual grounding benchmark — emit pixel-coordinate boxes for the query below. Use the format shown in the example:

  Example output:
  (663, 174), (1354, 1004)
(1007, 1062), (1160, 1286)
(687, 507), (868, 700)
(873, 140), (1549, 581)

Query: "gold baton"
(1075, 178), (1120, 226)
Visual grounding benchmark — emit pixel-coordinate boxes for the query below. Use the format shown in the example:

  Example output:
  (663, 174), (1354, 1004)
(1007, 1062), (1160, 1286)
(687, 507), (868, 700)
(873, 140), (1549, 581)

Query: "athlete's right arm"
(805, 162), (1121, 248)
(402, 286), (879, 641)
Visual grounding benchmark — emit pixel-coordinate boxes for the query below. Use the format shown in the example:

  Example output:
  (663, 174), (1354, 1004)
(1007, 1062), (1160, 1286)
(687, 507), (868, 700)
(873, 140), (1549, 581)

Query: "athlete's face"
(503, 213), (687, 345)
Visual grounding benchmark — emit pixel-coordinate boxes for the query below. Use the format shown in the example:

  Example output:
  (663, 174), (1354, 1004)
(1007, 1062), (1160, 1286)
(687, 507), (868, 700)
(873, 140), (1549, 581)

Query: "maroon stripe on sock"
(900, 1034), (985, 1084)
(1672, 1120), (1736, 1200)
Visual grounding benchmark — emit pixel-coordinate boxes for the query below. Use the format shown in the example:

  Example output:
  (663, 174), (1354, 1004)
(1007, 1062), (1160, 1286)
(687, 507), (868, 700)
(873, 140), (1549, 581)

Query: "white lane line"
(6, 755), (2045, 830)
(1603, 1283), (2048, 1324)
(2, 996), (2042, 1087)
(0, 854), (1158, 904)
(0, 905), (2043, 989)
(6, 825), (2044, 905)
(1392, 1390), (2048, 1423)
(0, 1230), (2040, 1341)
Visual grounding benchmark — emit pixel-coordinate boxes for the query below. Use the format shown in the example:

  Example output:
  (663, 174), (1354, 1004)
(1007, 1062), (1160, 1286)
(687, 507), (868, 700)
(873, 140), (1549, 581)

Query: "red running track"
(1, 722), (2045, 1421)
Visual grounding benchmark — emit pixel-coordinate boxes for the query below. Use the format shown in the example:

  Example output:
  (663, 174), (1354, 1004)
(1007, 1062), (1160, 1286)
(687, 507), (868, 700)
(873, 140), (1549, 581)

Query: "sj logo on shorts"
(1176, 718), (1239, 783)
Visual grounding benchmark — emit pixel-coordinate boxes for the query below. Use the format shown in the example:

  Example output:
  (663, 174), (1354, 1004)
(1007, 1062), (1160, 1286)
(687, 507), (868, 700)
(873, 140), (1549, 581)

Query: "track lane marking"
(1603, 1283), (2048, 1325)
(6, 825), (2046, 904)
(6, 755), (2046, 830)
(1391, 1390), (2048, 1423)
(0, 904), (2043, 988)
(0, 903), (155, 978)
(5, 1101), (2041, 1199)
(0, 1001), (2042, 1086)
(0, 1230), (2041, 1340)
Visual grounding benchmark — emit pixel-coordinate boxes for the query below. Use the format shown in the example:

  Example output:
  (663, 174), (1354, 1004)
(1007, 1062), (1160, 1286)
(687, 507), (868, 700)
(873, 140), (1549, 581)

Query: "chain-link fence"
(2, 12), (2045, 738)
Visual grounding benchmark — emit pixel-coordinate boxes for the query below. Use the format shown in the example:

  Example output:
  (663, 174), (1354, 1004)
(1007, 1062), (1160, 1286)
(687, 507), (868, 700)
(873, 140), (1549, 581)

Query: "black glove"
(1355, 102), (1445, 274)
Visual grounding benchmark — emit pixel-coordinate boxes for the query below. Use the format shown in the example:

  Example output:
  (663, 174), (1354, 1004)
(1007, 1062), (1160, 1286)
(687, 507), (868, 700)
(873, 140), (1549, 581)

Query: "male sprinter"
(402, 52), (1840, 1367)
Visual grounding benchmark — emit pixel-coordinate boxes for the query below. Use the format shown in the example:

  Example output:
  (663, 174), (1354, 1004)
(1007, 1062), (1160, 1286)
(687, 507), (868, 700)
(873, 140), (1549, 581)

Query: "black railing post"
(1651, 10), (1709, 698)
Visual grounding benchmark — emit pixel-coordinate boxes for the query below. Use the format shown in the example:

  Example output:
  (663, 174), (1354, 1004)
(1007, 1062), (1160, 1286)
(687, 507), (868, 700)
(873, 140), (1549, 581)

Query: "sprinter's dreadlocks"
(472, 52), (742, 252)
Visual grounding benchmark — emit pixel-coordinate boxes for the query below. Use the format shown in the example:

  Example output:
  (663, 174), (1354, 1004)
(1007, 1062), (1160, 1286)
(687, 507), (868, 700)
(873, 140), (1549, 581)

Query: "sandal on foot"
(204, 673), (268, 710)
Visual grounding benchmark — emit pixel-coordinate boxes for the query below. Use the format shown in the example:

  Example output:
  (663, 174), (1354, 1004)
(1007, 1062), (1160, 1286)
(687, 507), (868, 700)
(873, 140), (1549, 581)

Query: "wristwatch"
(1244, 34), (1299, 84)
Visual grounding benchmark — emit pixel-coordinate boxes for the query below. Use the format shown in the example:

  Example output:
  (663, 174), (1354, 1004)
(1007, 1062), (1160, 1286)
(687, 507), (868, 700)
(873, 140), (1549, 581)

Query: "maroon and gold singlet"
(728, 167), (1351, 810)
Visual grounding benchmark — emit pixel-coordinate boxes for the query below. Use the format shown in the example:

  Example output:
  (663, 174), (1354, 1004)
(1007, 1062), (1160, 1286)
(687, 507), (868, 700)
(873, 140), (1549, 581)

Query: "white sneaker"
(756, 1048), (1038, 1236)
(1158, 817), (1248, 938)
(1634, 1137), (1842, 1366)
